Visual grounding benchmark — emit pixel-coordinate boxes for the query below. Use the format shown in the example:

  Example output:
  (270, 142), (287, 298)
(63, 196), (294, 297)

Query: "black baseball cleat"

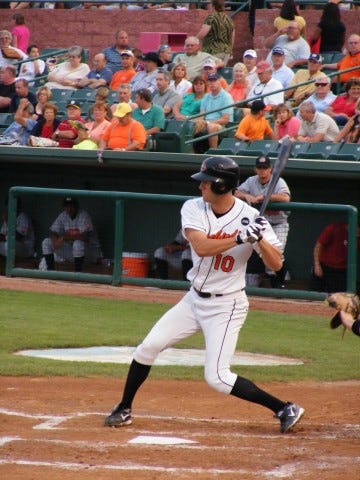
(275, 402), (305, 433)
(104, 407), (132, 427)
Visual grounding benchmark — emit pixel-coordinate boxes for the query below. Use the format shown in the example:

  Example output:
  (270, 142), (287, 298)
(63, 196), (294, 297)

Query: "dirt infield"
(0, 277), (359, 480)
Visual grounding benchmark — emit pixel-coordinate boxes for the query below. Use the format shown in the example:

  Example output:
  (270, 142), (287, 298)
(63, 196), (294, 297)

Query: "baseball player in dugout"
(105, 156), (304, 433)
(235, 155), (291, 288)
(41, 197), (102, 273)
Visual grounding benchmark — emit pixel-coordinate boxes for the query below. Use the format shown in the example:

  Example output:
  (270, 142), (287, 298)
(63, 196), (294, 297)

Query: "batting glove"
(236, 218), (267, 244)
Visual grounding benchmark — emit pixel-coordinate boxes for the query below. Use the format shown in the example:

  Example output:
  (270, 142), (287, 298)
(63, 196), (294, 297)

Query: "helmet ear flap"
(211, 180), (231, 195)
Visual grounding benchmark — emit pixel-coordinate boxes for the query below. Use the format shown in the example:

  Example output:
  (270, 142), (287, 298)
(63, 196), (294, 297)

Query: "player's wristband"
(235, 234), (243, 245)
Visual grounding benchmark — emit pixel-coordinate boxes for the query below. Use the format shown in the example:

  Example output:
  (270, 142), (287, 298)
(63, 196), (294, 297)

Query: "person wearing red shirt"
(53, 100), (85, 148)
(310, 222), (360, 293)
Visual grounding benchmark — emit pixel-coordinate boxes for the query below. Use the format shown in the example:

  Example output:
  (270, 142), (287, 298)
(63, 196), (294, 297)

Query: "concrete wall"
(0, 8), (357, 65)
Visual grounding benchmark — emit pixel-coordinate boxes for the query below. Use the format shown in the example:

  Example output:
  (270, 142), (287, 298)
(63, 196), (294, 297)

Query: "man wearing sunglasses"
(298, 76), (336, 113)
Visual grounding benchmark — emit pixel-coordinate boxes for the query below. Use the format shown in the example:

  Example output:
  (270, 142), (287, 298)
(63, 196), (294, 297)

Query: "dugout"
(0, 146), (359, 289)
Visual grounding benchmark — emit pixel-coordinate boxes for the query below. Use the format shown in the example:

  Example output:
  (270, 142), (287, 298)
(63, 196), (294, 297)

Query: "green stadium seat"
(328, 143), (360, 161)
(236, 140), (280, 157)
(301, 142), (342, 159)
(108, 90), (119, 104)
(154, 120), (195, 153)
(291, 142), (310, 158)
(0, 113), (13, 127)
(331, 52), (345, 63)
(320, 52), (334, 64)
(71, 89), (97, 102)
(50, 89), (74, 104)
(206, 137), (248, 155)
(218, 66), (233, 84)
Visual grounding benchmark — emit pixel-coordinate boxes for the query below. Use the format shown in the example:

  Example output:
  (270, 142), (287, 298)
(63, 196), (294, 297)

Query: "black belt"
(193, 287), (223, 298)
(193, 286), (245, 298)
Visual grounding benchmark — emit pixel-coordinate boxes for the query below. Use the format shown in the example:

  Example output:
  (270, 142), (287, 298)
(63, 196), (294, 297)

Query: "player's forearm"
(259, 240), (282, 271)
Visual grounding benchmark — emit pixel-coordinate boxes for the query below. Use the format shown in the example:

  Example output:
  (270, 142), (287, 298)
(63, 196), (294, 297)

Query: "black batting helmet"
(191, 156), (240, 194)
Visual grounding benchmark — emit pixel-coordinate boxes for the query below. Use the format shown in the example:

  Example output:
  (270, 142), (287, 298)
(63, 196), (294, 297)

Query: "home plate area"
(0, 377), (359, 480)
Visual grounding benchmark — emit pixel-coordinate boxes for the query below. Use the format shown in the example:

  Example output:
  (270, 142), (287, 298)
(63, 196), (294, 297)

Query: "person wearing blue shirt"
(76, 53), (113, 89)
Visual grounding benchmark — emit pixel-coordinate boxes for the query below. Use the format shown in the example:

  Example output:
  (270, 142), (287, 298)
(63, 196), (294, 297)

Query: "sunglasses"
(315, 83), (328, 87)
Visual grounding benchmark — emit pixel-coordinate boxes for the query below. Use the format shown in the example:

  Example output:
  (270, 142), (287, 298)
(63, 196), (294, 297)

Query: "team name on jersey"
(208, 229), (239, 240)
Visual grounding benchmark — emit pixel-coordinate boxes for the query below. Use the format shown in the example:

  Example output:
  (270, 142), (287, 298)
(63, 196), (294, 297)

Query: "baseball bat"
(259, 136), (293, 215)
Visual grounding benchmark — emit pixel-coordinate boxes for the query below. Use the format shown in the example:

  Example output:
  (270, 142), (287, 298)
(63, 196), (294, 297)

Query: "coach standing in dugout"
(235, 155), (291, 288)
(104, 156), (304, 434)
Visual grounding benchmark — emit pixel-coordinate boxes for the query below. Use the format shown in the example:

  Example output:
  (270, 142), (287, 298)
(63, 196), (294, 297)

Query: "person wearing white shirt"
(269, 47), (294, 90)
(296, 101), (339, 142)
(18, 45), (46, 85)
(248, 61), (284, 108)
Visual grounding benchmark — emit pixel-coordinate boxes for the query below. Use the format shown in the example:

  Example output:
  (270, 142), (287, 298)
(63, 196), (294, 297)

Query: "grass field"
(0, 289), (358, 382)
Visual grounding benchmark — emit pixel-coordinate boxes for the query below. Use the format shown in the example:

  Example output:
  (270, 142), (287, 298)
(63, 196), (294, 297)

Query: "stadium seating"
(290, 142), (311, 158)
(153, 119), (195, 153)
(206, 137), (248, 155)
(50, 89), (74, 104)
(328, 143), (360, 161)
(71, 89), (97, 102)
(235, 140), (280, 157)
(0, 113), (13, 128)
(301, 142), (342, 159)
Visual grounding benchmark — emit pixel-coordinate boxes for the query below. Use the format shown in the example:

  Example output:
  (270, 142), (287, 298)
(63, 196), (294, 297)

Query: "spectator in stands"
(52, 100), (85, 148)
(85, 101), (111, 145)
(130, 52), (159, 94)
(264, 21), (310, 68)
(157, 44), (174, 72)
(172, 74), (207, 120)
(0, 198), (35, 259)
(323, 34), (360, 84)
(235, 154), (291, 288)
(309, 222), (360, 293)
(132, 48), (144, 72)
(273, 103), (300, 140)
(9, 78), (36, 113)
(309, 2), (345, 55)
(234, 99), (275, 142)
(110, 83), (137, 114)
(299, 76), (336, 113)
(226, 62), (250, 113)
(109, 50), (136, 91)
(41, 197), (102, 273)
(132, 88), (165, 136)
(248, 61), (284, 109)
(196, 0), (235, 66)
(153, 70), (181, 119)
(153, 228), (192, 281)
(202, 58), (228, 91)
(87, 86), (112, 121)
(169, 64), (192, 97)
(9, 2), (29, 8)
(76, 53), (113, 89)
(45, 45), (90, 90)
(18, 44), (46, 86)
(325, 77), (360, 126)
(103, 30), (130, 74)
(11, 13), (30, 53)
(0, 98), (36, 145)
(334, 96), (360, 144)
(28, 102), (60, 147)
(195, 72), (234, 150)
(243, 49), (258, 89)
(296, 101), (339, 142)
(0, 29), (27, 68)
(270, 47), (294, 90)
(99, 102), (146, 151)
(285, 53), (327, 106)
(273, 0), (306, 36)
(173, 36), (221, 81)
(33, 85), (52, 119)
(0, 65), (16, 113)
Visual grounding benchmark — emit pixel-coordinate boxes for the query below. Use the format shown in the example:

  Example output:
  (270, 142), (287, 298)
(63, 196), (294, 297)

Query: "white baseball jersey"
(238, 175), (290, 226)
(49, 209), (100, 249)
(181, 197), (281, 294)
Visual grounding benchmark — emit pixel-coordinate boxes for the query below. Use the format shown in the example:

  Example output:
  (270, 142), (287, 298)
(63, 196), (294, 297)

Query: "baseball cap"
(203, 58), (216, 68)
(243, 49), (257, 58)
(66, 100), (81, 110)
(250, 99), (266, 113)
(255, 155), (271, 168)
(308, 53), (323, 63)
(121, 49), (134, 57)
(272, 47), (285, 56)
(207, 73), (220, 81)
(256, 61), (272, 73)
(113, 102), (132, 118)
(63, 197), (78, 206)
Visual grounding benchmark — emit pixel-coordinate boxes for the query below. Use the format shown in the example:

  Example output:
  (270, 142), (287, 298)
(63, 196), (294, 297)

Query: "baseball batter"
(105, 156), (304, 433)
(235, 154), (290, 288)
